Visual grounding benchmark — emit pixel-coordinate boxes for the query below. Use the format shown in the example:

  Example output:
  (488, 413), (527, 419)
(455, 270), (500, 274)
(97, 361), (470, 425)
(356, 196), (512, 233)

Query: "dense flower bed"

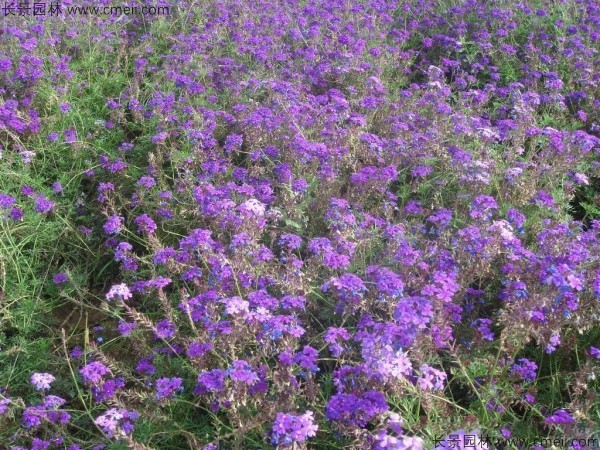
(0, 0), (599, 448)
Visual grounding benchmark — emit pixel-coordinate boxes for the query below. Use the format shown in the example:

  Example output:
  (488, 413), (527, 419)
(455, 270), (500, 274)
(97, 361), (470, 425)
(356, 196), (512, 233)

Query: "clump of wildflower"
(545, 409), (576, 425)
(0, 193), (17, 209)
(195, 369), (226, 394)
(52, 273), (68, 285)
(321, 273), (367, 307)
(94, 408), (139, 438)
(103, 215), (123, 235)
(9, 206), (24, 221)
(416, 364), (446, 391)
(0, 397), (10, 416)
(228, 360), (259, 386)
(154, 319), (176, 339)
(279, 233), (303, 250)
(79, 361), (110, 385)
(472, 318), (494, 341)
(30, 372), (56, 391)
(105, 283), (132, 301)
(509, 358), (538, 382)
(155, 377), (183, 400)
(324, 327), (350, 357)
(137, 176), (156, 189)
(117, 320), (136, 336)
(325, 390), (389, 428)
(134, 213), (157, 234)
(34, 195), (55, 213)
(294, 345), (320, 374)
(270, 411), (318, 447)
(470, 195), (498, 220)
(22, 395), (71, 428)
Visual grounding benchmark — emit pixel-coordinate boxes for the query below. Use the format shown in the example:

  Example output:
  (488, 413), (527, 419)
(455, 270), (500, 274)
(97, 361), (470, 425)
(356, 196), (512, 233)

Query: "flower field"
(0, 0), (599, 448)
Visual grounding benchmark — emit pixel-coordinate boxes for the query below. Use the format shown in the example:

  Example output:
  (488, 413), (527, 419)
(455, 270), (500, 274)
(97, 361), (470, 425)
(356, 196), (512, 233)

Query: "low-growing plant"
(0, 0), (599, 449)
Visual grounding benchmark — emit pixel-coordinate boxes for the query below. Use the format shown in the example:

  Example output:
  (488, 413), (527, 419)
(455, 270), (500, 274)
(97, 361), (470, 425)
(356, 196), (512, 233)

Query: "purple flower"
(321, 273), (367, 306)
(470, 195), (498, 220)
(9, 207), (24, 221)
(136, 357), (156, 376)
(61, 128), (76, 143)
(228, 360), (258, 385)
(188, 341), (212, 358)
(34, 195), (55, 213)
(325, 390), (389, 427)
(105, 283), (132, 301)
(374, 433), (424, 450)
(0, 193), (17, 209)
(22, 396), (70, 429)
(224, 133), (243, 153)
(94, 408), (138, 438)
(30, 373), (56, 390)
(222, 296), (249, 316)
(103, 215), (123, 235)
(0, 397), (10, 416)
(472, 318), (494, 341)
(393, 296), (434, 336)
(155, 377), (183, 400)
(590, 347), (600, 360)
(545, 409), (576, 425)
(80, 361), (110, 385)
(294, 346), (319, 373)
(134, 214), (157, 234)
(279, 233), (303, 250)
(151, 132), (168, 144)
(69, 346), (83, 358)
(91, 377), (125, 402)
(510, 358), (538, 382)
(117, 320), (136, 336)
(0, 58), (12, 72)
(154, 319), (176, 339)
(20, 150), (36, 164)
(324, 327), (350, 357)
(270, 411), (318, 447)
(417, 365), (446, 391)
(134, 58), (147, 72)
(531, 190), (555, 208)
(365, 265), (404, 298)
(21, 185), (35, 196)
(195, 369), (225, 394)
(292, 179), (308, 192)
(137, 176), (156, 189)
(53, 273), (68, 285)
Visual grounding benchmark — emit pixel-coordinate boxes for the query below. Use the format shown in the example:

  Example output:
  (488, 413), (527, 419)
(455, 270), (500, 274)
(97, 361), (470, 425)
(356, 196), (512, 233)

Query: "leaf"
(284, 218), (303, 230)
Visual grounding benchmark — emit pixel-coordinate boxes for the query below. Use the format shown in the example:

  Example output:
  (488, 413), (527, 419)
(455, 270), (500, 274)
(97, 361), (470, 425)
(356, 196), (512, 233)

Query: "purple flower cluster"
(105, 283), (132, 301)
(30, 373), (55, 391)
(2, 0), (600, 446)
(545, 409), (576, 425)
(155, 377), (183, 400)
(509, 358), (538, 382)
(22, 396), (70, 429)
(325, 390), (389, 428)
(270, 411), (318, 447)
(94, 408), (138, 438)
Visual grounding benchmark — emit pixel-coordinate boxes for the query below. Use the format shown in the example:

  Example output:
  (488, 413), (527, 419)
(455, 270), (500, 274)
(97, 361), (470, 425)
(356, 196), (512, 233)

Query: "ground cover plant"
(0, 0), (599, 448)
